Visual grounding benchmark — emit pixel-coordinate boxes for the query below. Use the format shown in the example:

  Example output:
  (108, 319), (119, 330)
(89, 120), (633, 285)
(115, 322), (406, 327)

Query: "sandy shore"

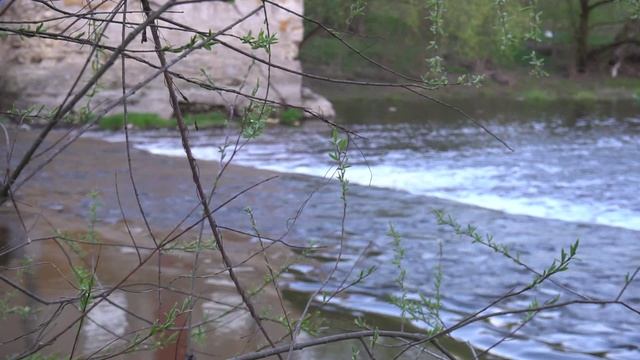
(0, 129), (310, 359)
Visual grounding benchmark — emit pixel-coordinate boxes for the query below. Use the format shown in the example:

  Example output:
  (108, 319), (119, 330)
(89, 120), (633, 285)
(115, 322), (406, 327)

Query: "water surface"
(97, 98), (640, 359)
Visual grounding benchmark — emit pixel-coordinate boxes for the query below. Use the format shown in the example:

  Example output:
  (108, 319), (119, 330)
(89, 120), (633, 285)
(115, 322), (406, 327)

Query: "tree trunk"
(576, 0), (591, 73)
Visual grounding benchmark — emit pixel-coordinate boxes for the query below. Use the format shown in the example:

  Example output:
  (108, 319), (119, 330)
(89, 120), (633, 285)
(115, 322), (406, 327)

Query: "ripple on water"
(88, 116), (640, 359)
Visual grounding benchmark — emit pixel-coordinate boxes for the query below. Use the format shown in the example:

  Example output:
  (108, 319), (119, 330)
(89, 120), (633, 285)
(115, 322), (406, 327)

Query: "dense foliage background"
(302, 0), (640, 79)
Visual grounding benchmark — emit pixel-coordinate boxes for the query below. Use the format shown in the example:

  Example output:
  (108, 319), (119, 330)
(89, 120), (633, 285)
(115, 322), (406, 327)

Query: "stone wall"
(0, 0), (334, 119)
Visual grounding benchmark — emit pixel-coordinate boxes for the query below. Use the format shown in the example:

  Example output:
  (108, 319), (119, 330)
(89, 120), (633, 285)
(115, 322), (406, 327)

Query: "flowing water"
(97, 98), (640, 359)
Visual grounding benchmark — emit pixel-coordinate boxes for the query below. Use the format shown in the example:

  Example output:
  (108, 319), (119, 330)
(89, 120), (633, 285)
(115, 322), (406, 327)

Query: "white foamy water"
(132, 148), (640, 232)
(94, 117), (640, 232)
(334, 164), (640, 231)
(82, 292), (128, 354)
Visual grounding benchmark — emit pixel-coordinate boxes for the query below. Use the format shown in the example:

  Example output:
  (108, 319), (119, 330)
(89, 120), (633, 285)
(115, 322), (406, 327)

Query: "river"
(97, 98), (640, 359)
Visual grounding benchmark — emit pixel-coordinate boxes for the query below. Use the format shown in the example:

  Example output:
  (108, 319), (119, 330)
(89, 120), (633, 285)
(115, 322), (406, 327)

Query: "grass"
(519, 89), (557, 102)
(99, 111), (227, 130)
(99, 113), (172, 130)
(519, 88), (605, 103)
(280, 108), (304, 126)
(182, 111), (227, 128)
(571, 90), (598, 102)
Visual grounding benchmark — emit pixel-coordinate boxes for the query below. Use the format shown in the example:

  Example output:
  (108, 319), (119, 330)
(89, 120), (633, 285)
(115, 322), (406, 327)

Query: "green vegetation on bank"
(182, 111), (227, 128)
(518, 88), (596, 102)
(99, 113), (170, 130)
(3, 107), (308, 130)
(280, 108), (304, 126)
(485, 76), (639, 102)
(307, 75), (640, 104)
(96, 108), (304, 131)
(98, 111), (228, 130)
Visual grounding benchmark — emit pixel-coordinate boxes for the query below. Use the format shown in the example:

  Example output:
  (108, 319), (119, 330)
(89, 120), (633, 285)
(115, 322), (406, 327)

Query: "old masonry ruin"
(0, 0), (334, 120)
